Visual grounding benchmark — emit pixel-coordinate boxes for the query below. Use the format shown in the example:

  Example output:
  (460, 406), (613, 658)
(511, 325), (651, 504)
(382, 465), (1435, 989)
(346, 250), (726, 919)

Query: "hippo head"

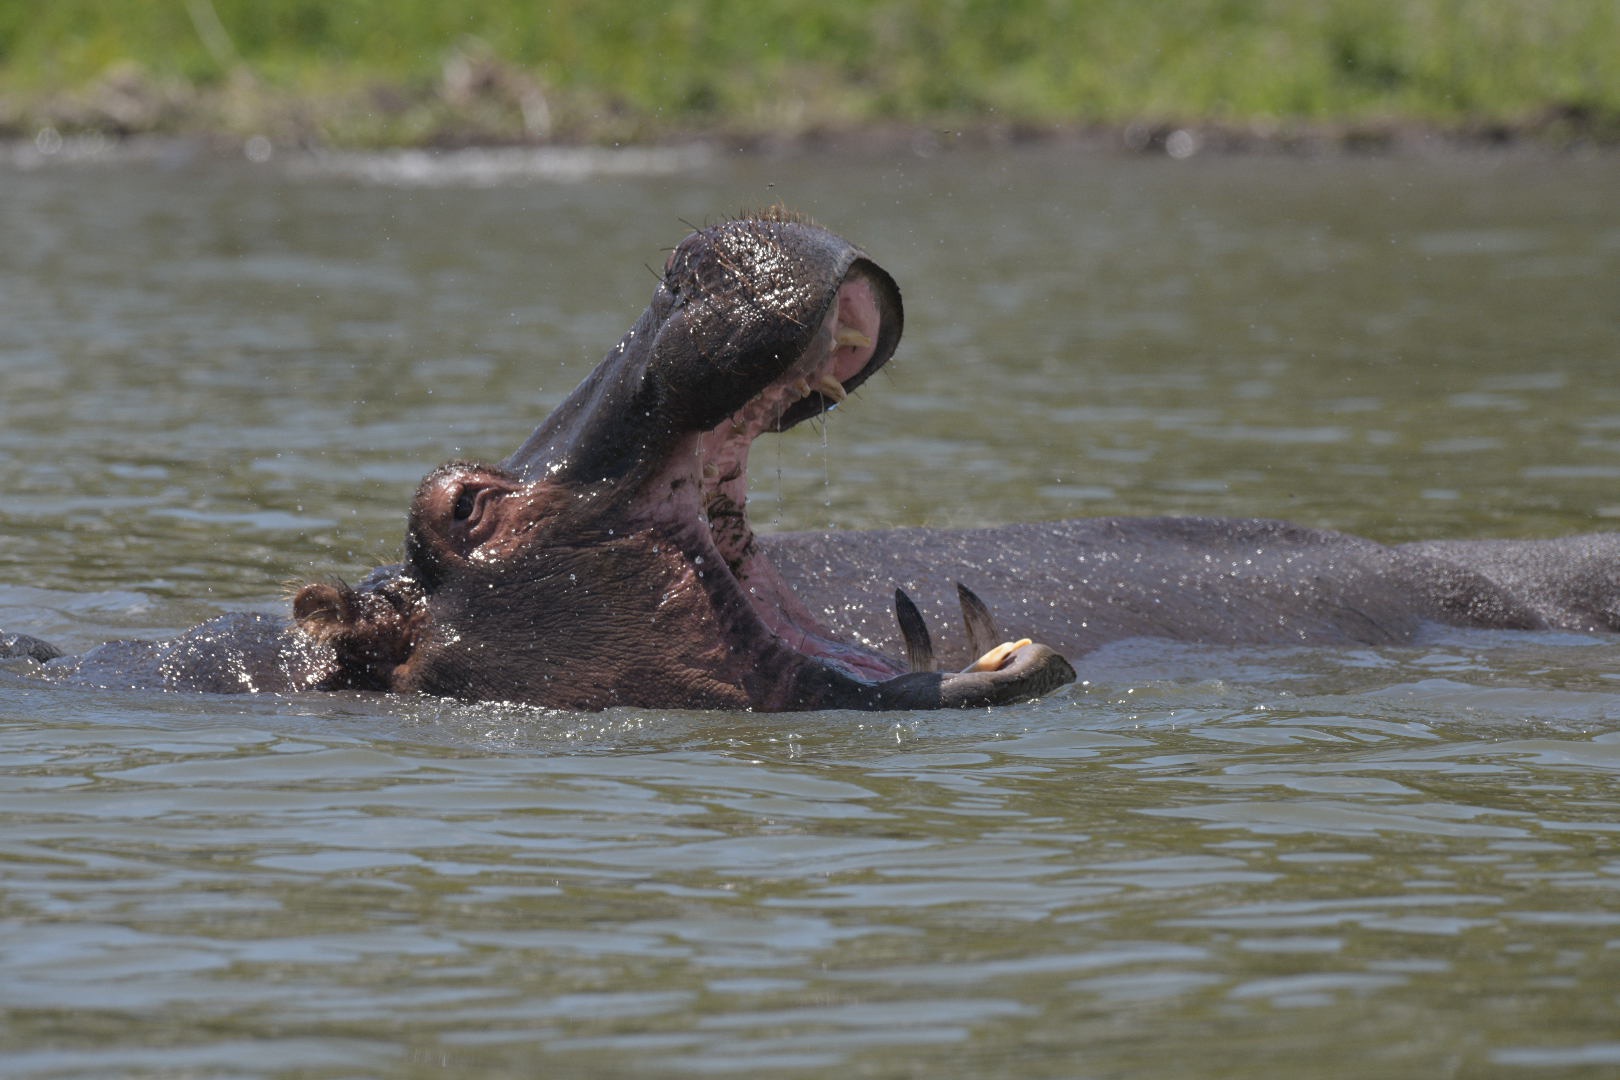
(293, 210), (1074, 710)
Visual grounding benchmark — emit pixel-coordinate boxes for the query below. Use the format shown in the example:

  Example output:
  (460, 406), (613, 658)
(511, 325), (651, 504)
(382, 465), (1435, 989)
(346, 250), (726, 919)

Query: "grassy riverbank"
(2, 0), (1617, 148)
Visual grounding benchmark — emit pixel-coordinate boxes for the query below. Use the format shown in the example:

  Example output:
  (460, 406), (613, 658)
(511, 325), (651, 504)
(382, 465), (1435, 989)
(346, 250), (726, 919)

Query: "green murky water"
(2, 140), (1619, 1078)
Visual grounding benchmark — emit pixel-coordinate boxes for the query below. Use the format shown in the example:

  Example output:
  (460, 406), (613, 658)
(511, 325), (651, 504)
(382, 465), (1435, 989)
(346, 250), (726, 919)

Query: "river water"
(2, 139), (1619, 1078)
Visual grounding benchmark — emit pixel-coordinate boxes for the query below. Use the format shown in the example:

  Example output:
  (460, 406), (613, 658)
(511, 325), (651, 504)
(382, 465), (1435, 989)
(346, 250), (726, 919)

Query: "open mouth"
(296, 215), (1074, 710)
(650, 267), (907, 685)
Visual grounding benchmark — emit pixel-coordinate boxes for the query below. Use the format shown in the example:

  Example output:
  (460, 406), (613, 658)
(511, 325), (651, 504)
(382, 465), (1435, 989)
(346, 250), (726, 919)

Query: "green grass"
(2, 0), (1616, 145)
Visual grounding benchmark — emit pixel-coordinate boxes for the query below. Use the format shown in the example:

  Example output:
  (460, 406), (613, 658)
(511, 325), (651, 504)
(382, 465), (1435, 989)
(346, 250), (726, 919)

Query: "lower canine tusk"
(817, 374), (848, 403)
(964, 639), (1033, 673)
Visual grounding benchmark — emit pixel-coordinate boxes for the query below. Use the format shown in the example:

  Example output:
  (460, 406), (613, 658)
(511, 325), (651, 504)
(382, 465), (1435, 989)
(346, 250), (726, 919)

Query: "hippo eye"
(452, 488), (476, 522)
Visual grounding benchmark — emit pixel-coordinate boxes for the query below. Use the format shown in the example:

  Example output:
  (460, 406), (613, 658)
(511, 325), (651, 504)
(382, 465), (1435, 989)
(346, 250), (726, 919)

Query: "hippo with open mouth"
(5, 209), (1620, 710)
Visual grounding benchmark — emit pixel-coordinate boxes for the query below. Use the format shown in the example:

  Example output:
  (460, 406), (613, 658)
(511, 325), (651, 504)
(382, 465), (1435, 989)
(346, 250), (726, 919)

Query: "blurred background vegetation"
(1, 0), (1616, 146)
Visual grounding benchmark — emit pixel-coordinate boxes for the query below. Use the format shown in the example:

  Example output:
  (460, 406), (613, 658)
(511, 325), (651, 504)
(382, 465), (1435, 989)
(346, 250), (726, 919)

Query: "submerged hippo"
(5, 209), (1620, 710)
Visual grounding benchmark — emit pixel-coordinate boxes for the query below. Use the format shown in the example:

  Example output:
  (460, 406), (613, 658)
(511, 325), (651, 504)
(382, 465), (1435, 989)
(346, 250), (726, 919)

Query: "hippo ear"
(293, 579), (422, 692)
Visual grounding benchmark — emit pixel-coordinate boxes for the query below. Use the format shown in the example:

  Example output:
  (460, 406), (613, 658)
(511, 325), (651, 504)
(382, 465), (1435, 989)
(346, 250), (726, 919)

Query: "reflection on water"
(2, 143), (1619, 1077)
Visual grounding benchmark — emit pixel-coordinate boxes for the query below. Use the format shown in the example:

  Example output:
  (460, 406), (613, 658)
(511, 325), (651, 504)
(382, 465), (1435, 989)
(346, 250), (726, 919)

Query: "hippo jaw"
(294, 213), (1075, 711)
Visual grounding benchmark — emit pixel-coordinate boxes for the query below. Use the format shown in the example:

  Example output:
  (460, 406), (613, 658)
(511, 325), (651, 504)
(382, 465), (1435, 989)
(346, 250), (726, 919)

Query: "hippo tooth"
(792, 377), (813, 399)
(956, 582), (1000, 657)
(835, 325), (873, 349)
(963, 639), (1033, 673)
(816, 374), (848, 403)
(893, 588), (936, 672)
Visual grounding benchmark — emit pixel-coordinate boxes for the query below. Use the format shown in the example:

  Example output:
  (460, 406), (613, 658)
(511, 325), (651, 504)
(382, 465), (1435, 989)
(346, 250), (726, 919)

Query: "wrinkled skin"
(7, 211), (1620, 710)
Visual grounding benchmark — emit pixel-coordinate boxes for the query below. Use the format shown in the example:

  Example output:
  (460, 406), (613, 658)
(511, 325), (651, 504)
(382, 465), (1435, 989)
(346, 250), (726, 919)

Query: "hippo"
(5, 209), (1620, 711)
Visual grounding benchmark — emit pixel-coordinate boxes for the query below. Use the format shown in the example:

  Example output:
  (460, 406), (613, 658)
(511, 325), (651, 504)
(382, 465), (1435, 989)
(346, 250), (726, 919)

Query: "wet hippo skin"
(5, 211), (1617, 710)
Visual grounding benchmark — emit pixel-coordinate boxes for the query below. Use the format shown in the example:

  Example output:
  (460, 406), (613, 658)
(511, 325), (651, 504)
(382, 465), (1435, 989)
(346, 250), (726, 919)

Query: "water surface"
(2, 140), (1619, 1078)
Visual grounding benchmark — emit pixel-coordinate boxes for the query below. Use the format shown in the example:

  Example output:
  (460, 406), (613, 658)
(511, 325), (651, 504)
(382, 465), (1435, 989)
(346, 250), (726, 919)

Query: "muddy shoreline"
(6, 118), (1616, 177)
(3, 64), (1615, 163)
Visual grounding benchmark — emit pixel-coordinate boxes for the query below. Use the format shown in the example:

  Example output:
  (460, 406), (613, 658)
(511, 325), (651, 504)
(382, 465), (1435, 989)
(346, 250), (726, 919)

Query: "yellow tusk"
(835, 325), (873, 349)
(964, 639), (1033, 673)
(816, 374), (848, 403)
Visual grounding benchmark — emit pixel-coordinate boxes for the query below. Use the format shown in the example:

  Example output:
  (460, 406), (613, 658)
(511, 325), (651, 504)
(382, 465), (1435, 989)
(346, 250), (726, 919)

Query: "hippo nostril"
(452, 488), (476, 522)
